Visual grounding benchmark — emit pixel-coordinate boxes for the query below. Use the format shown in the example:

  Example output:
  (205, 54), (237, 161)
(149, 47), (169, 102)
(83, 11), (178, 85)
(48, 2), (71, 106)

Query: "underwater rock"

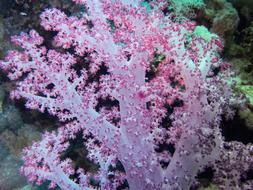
(239, 108), (253, 129)
(0, 141), (10, 161)
(0, 86), (5, 113)
(233, 75), (253, 129)
(203, 0), (239, 38)
(229, 0), (253, 24)
(0, 155), (27, 190)
(0, 103), (23, 133)
(240, 22), (253, 61)
(16, 184), (40, 190)
(0, 124), (41, 157)
(232, 59), (253, 83)
(0, 0), (14, 15)
(197, 184), (219, 190)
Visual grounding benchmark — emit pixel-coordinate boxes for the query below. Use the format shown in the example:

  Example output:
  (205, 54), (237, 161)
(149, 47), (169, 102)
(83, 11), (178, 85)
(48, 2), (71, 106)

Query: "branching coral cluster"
(0, 0), (252, 189)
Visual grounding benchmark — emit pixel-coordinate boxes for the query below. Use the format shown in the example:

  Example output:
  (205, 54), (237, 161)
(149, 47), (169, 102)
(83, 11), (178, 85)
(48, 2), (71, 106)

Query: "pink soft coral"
(1, 0), (252, 190)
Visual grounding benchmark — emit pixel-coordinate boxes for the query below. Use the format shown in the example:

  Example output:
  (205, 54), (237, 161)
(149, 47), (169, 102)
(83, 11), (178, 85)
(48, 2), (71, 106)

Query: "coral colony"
(0, 0), (252, 189)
